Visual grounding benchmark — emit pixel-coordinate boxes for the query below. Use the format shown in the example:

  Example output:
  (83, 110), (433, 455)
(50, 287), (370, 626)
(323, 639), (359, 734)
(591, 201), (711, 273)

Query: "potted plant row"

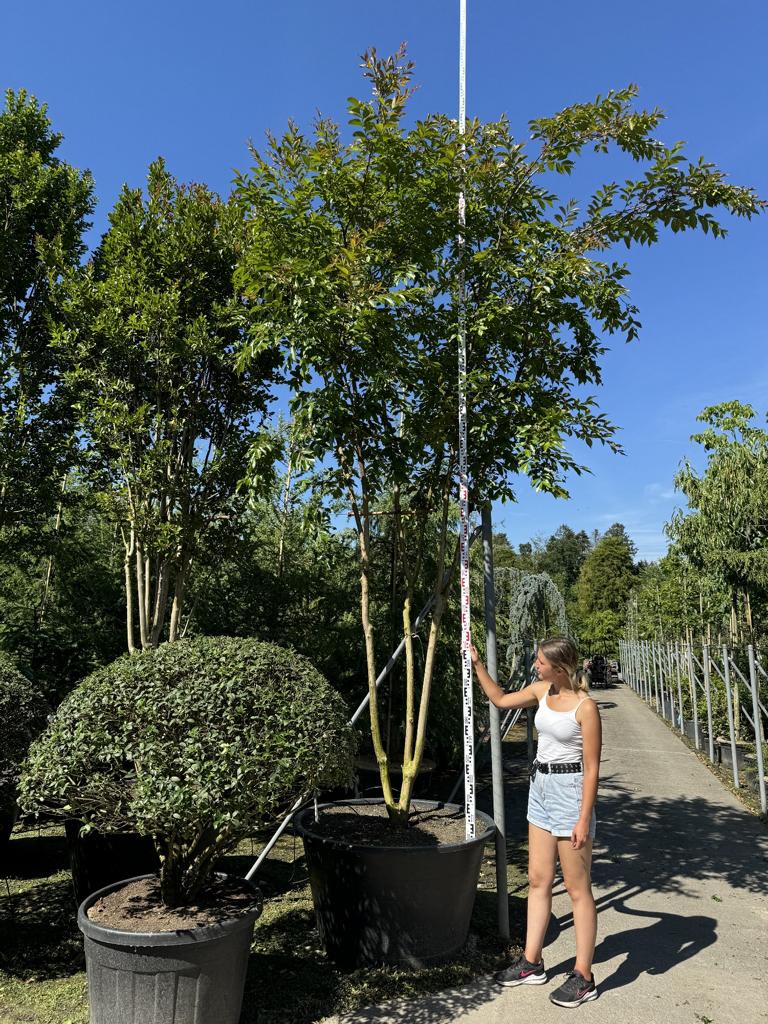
(19, 636), (356, 1024)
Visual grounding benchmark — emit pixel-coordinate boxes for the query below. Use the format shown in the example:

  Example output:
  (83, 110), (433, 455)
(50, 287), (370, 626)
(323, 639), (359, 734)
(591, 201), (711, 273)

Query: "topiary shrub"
(19, 636), (356, 906)
(0, 652), (48, 819)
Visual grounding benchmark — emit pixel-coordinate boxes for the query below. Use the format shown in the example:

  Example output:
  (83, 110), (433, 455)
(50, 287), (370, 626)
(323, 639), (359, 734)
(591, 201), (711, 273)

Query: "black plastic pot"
(65, 819), (160, 906)
(295, 798), (495, 968)
(0, 804), (17, 865)
(716, 739), (751, 772)
(78, 873), (262, 1024)
(353, 755), (436, 798)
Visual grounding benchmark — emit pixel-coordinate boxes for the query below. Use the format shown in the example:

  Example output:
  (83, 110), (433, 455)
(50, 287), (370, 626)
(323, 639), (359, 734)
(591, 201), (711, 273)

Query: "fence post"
(687, 643), (700, 750)
(747, 645), (767, 815)
(653, 642), (661, 713)
(702, 644), (715, 763)
(722, 645), (740, 789)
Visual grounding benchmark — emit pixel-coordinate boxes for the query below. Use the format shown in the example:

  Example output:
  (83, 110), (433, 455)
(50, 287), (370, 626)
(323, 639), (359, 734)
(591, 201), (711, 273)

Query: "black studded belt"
(530, 759), (582, 781)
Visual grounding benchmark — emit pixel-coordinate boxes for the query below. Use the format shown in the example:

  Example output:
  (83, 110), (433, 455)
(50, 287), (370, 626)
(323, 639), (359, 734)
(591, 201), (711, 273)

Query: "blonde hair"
(538, 636), (589, 693)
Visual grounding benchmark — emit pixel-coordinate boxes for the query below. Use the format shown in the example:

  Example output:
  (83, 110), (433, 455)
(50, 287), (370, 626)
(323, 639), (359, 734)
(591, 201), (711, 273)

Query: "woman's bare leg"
(557, 837), (596, 979)
(523, 822), (558, 963)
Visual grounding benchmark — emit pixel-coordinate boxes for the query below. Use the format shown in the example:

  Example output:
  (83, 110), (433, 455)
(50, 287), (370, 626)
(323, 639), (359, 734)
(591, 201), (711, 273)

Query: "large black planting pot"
(295, 799), (495, 969)
(65, 819), (160, 906)
(0, 804), (18, 864)
(78, 873), (262, 1024)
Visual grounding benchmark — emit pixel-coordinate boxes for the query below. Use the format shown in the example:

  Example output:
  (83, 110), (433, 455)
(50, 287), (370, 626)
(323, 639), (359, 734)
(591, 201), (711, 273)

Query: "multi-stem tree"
(236, 48), (762, 826)
(55, 161), (278, 651)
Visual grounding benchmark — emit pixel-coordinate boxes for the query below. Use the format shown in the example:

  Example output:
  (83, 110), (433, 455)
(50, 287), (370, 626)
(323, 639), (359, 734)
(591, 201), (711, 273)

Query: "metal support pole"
(525, 642), (535, 766)
(482, 506), (509, 939)
(747, 645), (767, 814)
(702, 645), (715, 763)
(687, 643), (700, 749)
(675, 641), (684, 731)
(653, 642), (661, 712)
(659, 643), (667, 720)
(722, 646), (740, 788)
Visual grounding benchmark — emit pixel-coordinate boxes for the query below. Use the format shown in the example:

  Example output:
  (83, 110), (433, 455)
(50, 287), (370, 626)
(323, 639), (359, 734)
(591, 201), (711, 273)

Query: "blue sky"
(4, 1), (766, 561)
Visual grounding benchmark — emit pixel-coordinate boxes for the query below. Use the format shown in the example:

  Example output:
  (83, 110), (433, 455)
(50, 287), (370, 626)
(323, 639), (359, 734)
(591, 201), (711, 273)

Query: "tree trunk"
(123, 527), (136, 654)
(136, 541), (149, 649)
(168, 555), (189, 642)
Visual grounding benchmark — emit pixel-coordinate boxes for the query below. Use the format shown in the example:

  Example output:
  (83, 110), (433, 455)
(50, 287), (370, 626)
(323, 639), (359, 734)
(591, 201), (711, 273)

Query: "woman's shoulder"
(575, 694), (599, 722)
(531, 680), (549, 702)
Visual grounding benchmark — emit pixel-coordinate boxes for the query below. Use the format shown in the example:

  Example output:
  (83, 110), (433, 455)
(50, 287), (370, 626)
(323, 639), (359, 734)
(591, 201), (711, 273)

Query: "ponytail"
(572, 668), (590, 693)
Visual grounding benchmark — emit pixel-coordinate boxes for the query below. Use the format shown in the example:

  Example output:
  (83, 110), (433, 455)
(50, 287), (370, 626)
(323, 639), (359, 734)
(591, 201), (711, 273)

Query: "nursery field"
(0, 730), (531, 1024)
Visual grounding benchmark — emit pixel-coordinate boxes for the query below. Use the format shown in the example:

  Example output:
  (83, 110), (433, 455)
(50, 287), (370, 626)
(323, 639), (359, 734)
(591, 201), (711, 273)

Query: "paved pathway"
(322, 682), (768, 1024)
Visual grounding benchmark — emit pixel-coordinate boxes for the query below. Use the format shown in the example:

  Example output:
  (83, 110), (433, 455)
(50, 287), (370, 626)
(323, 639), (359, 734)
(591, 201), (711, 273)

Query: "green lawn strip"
(0, 824), (88, 1024)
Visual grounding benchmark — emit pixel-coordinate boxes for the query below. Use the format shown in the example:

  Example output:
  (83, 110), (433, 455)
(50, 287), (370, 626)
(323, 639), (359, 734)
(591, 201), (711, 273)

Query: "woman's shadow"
(545, 894), (717, 994)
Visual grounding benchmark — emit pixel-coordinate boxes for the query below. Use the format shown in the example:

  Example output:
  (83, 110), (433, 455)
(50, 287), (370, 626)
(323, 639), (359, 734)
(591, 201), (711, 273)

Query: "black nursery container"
(65, 819), (160, 906)
(295, 798), (495, 969)
(78, 873), (262, 1024)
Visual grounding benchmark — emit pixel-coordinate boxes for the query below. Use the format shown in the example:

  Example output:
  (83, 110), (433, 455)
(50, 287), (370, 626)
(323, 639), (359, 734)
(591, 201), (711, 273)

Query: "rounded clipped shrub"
(0, 652), (48, 817)
(19, 636), (356, 905)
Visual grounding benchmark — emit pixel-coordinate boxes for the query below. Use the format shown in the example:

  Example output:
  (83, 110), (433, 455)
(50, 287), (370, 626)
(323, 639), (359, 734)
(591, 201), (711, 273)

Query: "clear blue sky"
(4, 1), (766, 561)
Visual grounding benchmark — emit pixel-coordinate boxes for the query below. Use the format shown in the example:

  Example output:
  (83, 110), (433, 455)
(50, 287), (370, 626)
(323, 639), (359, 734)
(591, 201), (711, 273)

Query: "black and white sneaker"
(494, 953), (547, 987)
(549, 969), (598, 1007)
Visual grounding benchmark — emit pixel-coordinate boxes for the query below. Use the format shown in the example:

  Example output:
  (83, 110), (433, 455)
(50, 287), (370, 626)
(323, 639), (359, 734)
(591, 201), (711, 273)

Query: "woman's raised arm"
(470, 645), (542, 710)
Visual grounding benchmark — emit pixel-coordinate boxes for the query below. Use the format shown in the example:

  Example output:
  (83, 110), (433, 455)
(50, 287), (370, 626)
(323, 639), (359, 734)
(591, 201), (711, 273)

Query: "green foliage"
(235, 49), (761, 819)
(576, 526), (636, 618)
(19, 636), (356, 905)
(668, 402), (768, 639)
(0, 492), (126, 699)
(0, 89), (94, 533)
(54, 160), (280, 650)
(537, 526), (593, 598)
(0, 652), (48, 813)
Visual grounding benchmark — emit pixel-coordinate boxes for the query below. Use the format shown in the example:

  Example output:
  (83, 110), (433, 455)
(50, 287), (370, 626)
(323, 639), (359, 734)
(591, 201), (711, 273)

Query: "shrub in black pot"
(0, 653), (48, 860)
(19, 636), (356, 1024)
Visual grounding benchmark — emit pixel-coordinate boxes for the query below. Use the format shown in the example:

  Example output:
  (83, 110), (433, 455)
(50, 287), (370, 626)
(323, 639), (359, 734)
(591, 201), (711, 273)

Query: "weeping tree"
(236, 49), (762, 826)
(55, 161), (279, 651)
(494, 567), (569, 670)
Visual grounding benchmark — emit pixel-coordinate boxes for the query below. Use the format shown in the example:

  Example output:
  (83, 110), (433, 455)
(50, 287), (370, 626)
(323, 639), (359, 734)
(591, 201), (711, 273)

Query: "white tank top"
(534, 689), (587, 764)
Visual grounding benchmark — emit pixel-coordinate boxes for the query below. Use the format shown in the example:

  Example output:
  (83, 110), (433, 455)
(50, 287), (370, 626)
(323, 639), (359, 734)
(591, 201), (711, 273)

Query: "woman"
(471, 636), (601, 1008)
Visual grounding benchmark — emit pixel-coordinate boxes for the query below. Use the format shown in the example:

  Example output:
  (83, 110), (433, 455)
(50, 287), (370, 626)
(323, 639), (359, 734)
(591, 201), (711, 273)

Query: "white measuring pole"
(458, 0), (476, 840)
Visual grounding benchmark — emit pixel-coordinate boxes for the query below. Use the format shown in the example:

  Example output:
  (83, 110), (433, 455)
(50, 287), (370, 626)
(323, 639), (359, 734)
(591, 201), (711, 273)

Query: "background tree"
(668, 401), (768, 644)
(0, 90), (93, 535)
(55, 160), (278, 651)
(575, 523), (637, 653)
(236, 48), (760, 823)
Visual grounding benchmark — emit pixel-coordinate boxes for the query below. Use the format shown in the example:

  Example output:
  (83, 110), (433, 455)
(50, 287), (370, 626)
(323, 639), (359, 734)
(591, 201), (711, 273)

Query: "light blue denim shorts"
(527, 768), (597, 839)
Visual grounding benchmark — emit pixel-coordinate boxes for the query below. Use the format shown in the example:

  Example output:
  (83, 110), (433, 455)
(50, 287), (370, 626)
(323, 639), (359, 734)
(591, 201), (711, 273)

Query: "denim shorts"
(527, 768), (597, 839)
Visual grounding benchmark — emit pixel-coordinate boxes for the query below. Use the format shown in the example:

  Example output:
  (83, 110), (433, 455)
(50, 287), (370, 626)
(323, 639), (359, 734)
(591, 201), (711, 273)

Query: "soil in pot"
(297, 799), (495, 969)
(86, 873), (260, 932)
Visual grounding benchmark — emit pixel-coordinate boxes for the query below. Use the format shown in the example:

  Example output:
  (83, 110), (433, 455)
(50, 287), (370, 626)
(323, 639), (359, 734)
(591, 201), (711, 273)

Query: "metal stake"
(482, 506), (509, 938)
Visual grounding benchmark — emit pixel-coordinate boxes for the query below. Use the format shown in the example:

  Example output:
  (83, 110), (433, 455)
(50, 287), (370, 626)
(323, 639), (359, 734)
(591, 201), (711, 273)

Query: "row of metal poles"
(619, 639), (767, 814)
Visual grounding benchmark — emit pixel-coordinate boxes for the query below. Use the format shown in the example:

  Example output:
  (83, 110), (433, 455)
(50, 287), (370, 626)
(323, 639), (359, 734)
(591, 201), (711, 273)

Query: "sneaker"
(494, 953), (547, 987)
(549, 969), (598, 1007)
